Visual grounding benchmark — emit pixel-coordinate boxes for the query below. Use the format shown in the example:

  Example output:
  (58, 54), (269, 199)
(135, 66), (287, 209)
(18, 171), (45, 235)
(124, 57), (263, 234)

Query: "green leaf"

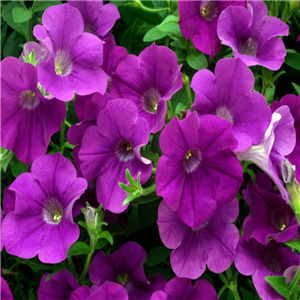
(157, 15), (181, 37)
(264, 84), (275, 102)
(3, 31), (24, 58)
(32, 1), (62, 13)
(186, 52), (208, 70)
(97, 231), (114, 245)
(94, 239), (108, 250)
(285, 53), (300, 71)
(284, 239), (300, 253)
(126, 169), (138, 188)
(119, 182), (136, 194)
(240, 287), (254, 299)
(1, 150), (14, 172)
(292, 82), (300, 95)
(78, 221), (88, 230)
(265, 276), (290, 298)
(145, 246), (171, 267)
(122, 193), (137, 206)
(13, 7), (32, 23)
(67, 241), (91, 257)
(11, 156), (29, 178)
(143, 26), (167, 42)
(126, 206), (138, 236)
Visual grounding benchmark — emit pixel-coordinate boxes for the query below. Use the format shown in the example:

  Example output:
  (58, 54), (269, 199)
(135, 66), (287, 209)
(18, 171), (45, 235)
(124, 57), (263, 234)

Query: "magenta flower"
(89, 242), (167, 300)
(158, 198), (239, 279)
(33, 3), (107, 101)
(68, 0), (120, 38)
(19, 41), (50, 64)
(1, 277), (13, 300)
(178, 1), (246, 59)
(78, 99), (152, 213)
(271, 95), (300, 182)
(236, 106), (296, 202)
(156, 112), (243, 228)
(218, 0), (289, 70)
(2, 153), (87, 263)
(110, 43), (183, 133)
(150, 277), (218, 300)
(235, 239), (300, 300)
(191, 58), (271, 151)
(1, 57), (66, 164)
(242, 173), (298, 245)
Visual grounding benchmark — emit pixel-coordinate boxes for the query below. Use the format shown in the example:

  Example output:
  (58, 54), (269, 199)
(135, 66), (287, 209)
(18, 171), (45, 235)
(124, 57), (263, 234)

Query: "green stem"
(67, 257), (76, 280)
(183, 74), (193, 109)
(50, 141), (60, 150)
(289, 265), (300, 292)
(229, 281), (242, 300)
(219, 273), (229, 286)
(65, 120), (72, 128)
(78, 237), (96, 284)
(142, 184), (156, 195)
(135, 0), (170, 13)
(152, 167), (156, 175)
(218, 285), (228, 298)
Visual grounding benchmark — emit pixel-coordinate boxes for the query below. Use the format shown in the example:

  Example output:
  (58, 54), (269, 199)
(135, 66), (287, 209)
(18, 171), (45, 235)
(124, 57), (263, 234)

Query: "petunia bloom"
(271, 94), (300, 182)
(178, 1), (246, 59)
(2, 153), (87, 263)
(235, 239), (300, 300)
(158, 198), (239, 279)
(242, 172), (298, 245)
(67, 0), (120, 38)
(191, 58), (271, 151)
(156, 111), (243, 228)
(78, 99), (152, 213)
(33, 3), (107, 101)
(236, 106), (296, 202)
(150, 277), (218, 300)
(1, 57), (66, 164)
(110, 43), (183, 133)
(217, 0), (289, 70)
(1, 277), (13, 300)
(89, 241), (167, 300)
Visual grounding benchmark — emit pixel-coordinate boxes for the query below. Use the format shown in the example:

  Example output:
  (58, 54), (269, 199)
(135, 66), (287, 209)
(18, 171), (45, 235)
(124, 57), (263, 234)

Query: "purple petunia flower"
(110, 43), (183, 133)
(19, 41), (50, 64)
(178, 1), (246, 59)
(271, 95), (300, 182)
(191, 58), (271, 151)
(150, 277), (218, 300)
(78, 99), (152, 213)
(67, 0), (120, 38)
(2, 153), (87, 264)
(217, 0), (289, 70)
(1, 277), (13, 300)
(158, 198), (239, 279)
(242, 172), (298, 245)
(89, 241), (167, 300)
(235, 239), (300, 300)
(1, 57), (66, 164)
(156, 111), (243, 228)
(38, 270), (128, 300)
(33, 3), (107, 101)
(236, 106), (296, 202)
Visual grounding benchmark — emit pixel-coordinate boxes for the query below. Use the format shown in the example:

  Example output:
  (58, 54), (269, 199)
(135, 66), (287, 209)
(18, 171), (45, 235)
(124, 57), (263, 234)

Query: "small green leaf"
(145, 246), (171, 267)
(270, 71), (286, 84)
(126, 206), (138, 237)
(265, 276), (290, 298)
(119, 182), (136, 193)
(64, 142), (75, 149)
(122, 194), (137, 206)
(186, 53), (208, 70)
(125, 169), (138, 188)
(285, 53), (300, 71)
(78, 221), (88, 230)
(97, 231), (114, 245)
(157, 15), (181, 37)
(32, 1), (62, 13)
(94, 239), (108, 250)
(292, 82), (300, 95)
(67, 241), (91, 257)
(1, 150), (14, 172)
(143, 26), (167, 42)
(13, 7), (33, 23)
(284, 239), (300, 253)
(11, 156), (29, 178)
(264, 84), (275, 102)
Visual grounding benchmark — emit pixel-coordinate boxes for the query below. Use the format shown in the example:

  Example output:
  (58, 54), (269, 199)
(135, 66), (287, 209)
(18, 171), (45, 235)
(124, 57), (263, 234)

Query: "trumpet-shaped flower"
(2, 153), (87, 263)
(33, 3), (107, 101)
(217, 0), (289, 70)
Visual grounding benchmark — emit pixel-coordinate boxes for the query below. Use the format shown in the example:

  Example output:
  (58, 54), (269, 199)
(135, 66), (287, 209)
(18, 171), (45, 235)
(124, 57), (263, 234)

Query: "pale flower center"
(200, 1), (218, 21)
(239, 38), (258, 57)
(183, 149), (202, 173)
(115, 140), (135, 162)
(43, 198), (63, 225)
(117, 273), (128, 285)
(19, 90), (40, 110)
(216, 106), (233, 124)
(55, 50), (73, 76)
(142, 88), (161, 113)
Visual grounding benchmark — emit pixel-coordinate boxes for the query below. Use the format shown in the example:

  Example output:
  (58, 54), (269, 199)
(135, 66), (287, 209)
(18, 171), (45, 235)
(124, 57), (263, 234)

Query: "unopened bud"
(281, 159), (295, 184)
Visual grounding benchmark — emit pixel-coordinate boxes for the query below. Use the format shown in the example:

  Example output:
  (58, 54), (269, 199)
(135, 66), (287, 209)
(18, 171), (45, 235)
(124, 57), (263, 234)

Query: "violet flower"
(1, 277), (13, 300)
(150, 277), (218, 300)
(33, 3), (107, 101)
(235, 238), (300, 300)
(156, 111), (243, 228)
(89, 242), (167, 300)
(178, 1), (246, 59)
(242, 173), (298, 245)
(157, 199), (239, 279)
(2, 153), (87, 264)
(217, 0), (289, 70)
(110, 43), (183, 133)
(78, 99), (152, 213)
(236, 106), (296, 202)
(271, 95), (300, 182)
(191, 58), (271, 151)
(68, 0), (120, 38)
(19, 41), (50, 64)
(1, 57), (66, 164)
